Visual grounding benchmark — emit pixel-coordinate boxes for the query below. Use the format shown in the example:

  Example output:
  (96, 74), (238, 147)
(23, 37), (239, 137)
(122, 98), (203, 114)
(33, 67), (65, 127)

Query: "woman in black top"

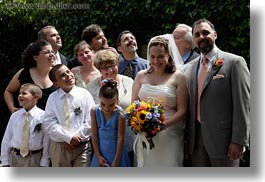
(4, 40), (57, 112)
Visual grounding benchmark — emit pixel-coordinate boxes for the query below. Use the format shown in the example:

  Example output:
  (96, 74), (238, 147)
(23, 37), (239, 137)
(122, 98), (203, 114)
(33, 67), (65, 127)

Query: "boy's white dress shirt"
(43, 86), (95, 144)
(0, 106), (50, 166)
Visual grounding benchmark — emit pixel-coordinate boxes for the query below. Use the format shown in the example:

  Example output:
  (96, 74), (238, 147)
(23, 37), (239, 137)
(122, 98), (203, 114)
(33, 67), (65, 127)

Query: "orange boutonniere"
(213, 58), (224, 69)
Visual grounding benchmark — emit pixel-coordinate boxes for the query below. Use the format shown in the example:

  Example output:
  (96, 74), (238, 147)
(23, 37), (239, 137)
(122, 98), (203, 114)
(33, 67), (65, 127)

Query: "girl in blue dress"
(90, 79), (130, 167)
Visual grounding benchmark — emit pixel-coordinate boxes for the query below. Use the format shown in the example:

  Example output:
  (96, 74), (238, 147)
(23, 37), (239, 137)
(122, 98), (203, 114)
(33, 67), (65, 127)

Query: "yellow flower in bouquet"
(124, 98), (165, 150)
(136, 110), (147, 123)
(130, 116), (142, 131)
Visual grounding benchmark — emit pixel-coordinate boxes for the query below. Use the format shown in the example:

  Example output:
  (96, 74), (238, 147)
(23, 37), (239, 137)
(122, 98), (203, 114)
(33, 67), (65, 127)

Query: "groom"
(184, 18), (250, 167)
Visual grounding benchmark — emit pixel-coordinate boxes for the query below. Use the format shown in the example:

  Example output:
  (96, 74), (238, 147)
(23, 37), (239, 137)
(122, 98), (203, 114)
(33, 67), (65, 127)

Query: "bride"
(131, 34), (188, 167)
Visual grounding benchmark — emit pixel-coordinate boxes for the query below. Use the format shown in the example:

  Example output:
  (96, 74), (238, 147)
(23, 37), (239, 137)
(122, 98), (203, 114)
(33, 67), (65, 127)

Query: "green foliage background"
(0, 0), (249, 165)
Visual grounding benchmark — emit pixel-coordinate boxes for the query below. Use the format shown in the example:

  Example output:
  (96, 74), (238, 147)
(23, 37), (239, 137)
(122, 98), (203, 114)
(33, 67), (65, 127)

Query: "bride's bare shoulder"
(135, 69), (148, 78)
(174, 69), (186, 77)
(172, 70), (187, 83)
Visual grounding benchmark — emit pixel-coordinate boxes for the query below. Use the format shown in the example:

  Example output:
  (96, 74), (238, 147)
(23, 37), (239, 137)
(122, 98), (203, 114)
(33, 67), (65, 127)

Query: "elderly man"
(173, 24), (199, 64)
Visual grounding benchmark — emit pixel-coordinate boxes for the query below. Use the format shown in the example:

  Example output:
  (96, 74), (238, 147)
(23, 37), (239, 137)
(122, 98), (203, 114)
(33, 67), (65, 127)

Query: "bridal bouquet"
(123, 98), (165, 150)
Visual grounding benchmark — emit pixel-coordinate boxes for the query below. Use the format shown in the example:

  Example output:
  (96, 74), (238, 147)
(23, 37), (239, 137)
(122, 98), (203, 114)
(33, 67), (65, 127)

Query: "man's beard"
(198, 39), (214, 54)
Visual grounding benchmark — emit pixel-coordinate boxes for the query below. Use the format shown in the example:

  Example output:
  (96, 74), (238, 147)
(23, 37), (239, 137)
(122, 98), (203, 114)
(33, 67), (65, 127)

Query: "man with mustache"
(184, 18), (250, 167)
(116, 30), (148, 80)
(38, 26), (69, 66)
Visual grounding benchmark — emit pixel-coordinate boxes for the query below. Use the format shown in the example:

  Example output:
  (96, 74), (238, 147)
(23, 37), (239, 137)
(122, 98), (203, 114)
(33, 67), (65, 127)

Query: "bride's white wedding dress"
(138, 84), (184, 167)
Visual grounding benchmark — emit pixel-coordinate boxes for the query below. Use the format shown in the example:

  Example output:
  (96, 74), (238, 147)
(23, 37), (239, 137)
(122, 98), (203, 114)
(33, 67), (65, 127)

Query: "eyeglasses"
(41, 50), (56, 55)
(100, 65), (116, 71)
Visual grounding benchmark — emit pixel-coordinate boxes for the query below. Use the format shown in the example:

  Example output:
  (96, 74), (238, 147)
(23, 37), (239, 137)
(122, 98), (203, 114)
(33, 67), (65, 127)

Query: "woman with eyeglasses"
(4, 40), (58, 112)
(87, 49), (133, 109)
(87, 49), (135, 166)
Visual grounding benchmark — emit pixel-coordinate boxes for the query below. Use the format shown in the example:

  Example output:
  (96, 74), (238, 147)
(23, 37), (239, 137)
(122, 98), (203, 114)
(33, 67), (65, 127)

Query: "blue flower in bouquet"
(146, 112), (152, 120)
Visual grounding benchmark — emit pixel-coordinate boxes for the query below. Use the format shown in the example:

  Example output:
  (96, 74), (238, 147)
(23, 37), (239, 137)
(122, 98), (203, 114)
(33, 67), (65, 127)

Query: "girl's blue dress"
(90, 105), (131, 167)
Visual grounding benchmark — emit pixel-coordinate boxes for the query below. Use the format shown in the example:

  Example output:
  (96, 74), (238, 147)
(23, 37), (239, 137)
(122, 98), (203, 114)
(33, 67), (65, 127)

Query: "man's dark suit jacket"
(185, 50), (199, 64)
(67, 57), (82, 70)
(59, 53), (69, 66)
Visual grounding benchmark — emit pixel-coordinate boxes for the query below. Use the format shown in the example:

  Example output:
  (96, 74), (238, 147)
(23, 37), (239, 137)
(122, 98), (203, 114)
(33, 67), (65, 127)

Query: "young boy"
(1, 83), (50, 167)
(43, 64), (95, 167)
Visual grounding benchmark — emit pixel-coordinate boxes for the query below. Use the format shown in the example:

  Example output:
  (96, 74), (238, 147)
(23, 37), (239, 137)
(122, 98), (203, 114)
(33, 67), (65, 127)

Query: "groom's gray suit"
(184, 48), (250, 166)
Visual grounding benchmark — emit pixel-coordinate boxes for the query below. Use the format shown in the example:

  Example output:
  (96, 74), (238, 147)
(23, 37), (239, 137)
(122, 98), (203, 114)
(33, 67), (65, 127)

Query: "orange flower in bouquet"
(124, 98), (165, 150)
